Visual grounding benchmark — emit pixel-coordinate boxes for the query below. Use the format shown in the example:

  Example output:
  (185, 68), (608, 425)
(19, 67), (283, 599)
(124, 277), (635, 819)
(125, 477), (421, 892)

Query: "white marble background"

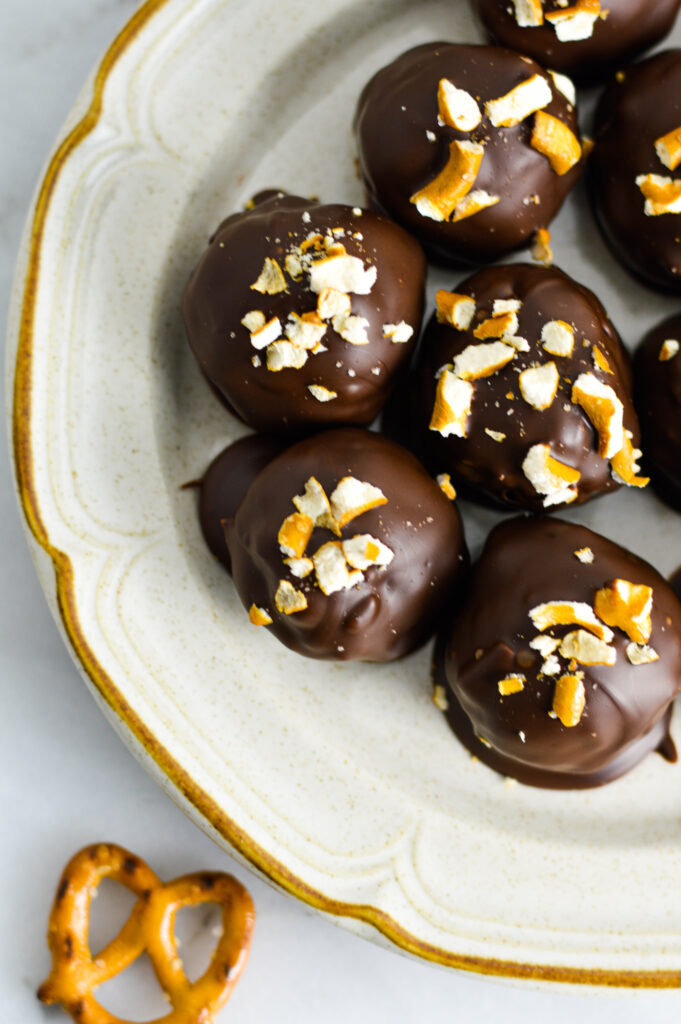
(2, 1), (681, 1020)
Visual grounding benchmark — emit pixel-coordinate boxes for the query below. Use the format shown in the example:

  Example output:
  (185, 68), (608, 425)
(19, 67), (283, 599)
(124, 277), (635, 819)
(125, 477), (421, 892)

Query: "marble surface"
(2, 1), (681, 1020)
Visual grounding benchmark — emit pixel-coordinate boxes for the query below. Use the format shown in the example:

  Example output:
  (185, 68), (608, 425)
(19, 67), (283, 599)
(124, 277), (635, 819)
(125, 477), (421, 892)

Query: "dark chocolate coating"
(472, 0), (681, 86)
(410, 263), (641, 511)
(183, 192), (426, 434)
(199, 434), (287, 570)
(437, 517), (681, 789)
(634, 313), (681, 504)
(224, 428), (468, 662)
(354, 43), (582, 265)
(590, 50), (681, 294)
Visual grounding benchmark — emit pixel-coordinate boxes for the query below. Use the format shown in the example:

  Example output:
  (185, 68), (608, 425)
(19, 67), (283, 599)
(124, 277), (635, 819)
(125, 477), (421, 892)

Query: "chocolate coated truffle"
(634, 314), (681, 505)
(472, 0), (681, 86)
(183, 192), (426, 434)
(354, 43), (582, 265)
(436, 517), (681, 789)
(223, 428), (468, 662)
(590, 50), (681, 294)
(409, 263), (647, 511)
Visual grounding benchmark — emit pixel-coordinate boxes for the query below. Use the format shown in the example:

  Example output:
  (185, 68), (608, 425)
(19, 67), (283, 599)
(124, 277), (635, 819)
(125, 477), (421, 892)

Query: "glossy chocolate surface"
(590, 50), (681, 294)
(472, 0), (681, 85)
(354, 43), (581, 265)
(437, 517), (681, 788)
(183, 192), (426, 434)
(634, 313), (681, 503)
(224, 428), (468, 662)
(410, 263), (641, 511)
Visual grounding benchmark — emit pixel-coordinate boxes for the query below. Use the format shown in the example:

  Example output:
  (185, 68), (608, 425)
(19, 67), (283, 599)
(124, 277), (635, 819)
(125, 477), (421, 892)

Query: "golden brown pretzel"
(37, 843), (255, 1024)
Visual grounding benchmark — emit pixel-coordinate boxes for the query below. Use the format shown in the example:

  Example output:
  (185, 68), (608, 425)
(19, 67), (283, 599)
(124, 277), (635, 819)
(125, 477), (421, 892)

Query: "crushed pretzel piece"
(660, 339), (680, 361)
(285, 312), (327, 350)
(251, 257), (287, 294)
(504, 335), (531, 352)
(454, 341), (516, 380)
(498, 673), (526, 696)
(241, 310), (266, 333)
(275, 580), (308, 615)
(572, 372), (625, 459)
(293, 477), (339, 534)
(474, 311), (519, 340)
(541, 654), (561, 677)
(522, 443), (580, 507)
(594, 579), (653, 644)
(485, 429), (506, 442)
(436, 473), (457, 500)
(559, 629), (616, 666)
(530, 600), (614, 642)
(592, 346), (613, 374)
(436, 291), (476, 331)
(410, 140), (484, 223)
(342, 534), (394, 570)
(433, 684), (449, 711)
(512, 0), (544, 26)
(438, 79), (481, 131)
(278, 512), (314, 559)
(549, 70), (577, 106)
(383, 321), (414, 344)
(545, 0), (605, 42)
(313, 541), (364, 595)
(249, 316), (282, 351)
(249, 604), (273, 626)
(317, 287), (351, 320)
(308, 384), (338, 403)
(532, 226), (554, 265)
(333, 312), (370, 346)
(655, 126), (681, 172)
(531, 111), (582, 175)
(284, 557), (314, 579)
(329, 477), (387, 528)
(493, 299), (521, 315)
(552, 673), (586, 727)
(430, 371), (474, 437)
(485, 73), (552, 128)
(574, 547), (594, 564)
(530, 635), (561, 657)
(519, 361), (559, 410)
(451, 190), (501, 222)
(541, 319), (574, 357)
(309, 254), (376, 295)
(266, 341), (309, 372)
(636, 174), (681, 216)
(626, 642), (659, 666)
(284, 252), (303, 280)
(610, 434), (649, 488)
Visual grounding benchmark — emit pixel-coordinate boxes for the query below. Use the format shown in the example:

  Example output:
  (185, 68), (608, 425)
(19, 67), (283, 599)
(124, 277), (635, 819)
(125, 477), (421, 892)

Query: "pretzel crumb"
(284, 252), (303, 280)
(592, 346), (613, 374)
(610, 434), (649, 488)
(559, 629), (616, 666)
(529, 600), (614, 642)
(545, 0), (605, 42)
(383, 321), (414, 344)
(541, 320), (574, 357)
(474, 311), (519, 340)
(531, 111), (582, 175)
(313, 541), (363, 595)
(594, 579), (653, 644)
(249, 604), (273, 626)
(574, 547), (594, 564)
(430, 371), (474, 437)
(512, 0), (544, 26)
(293, 477), (339, 534)
(317, 287), (351, 320)
(451, 190), (500, 223)
(485, 428), (506, 442)
(333, 312), (370, 346)
(410, 140), (484, 222)
(636, 174), (681, 216)
(522, 444), (580, 507)
(436, 291), (476, 330)
(626, 642), (660, 666)
(275, 580), (308, 615)
(437, 79), (481, 131)
(284, 557), (314, 579)
(309, 254), (376, 295)
(342, 534), (394, 570)
(266, 341), (309, 372)
(249, 316), (282, 350)
(519, 361), (559, 410)
(549, 70), (576, 106)
(655, 126), (681, 172)
(433, 684), (449, 711)
(571, 372), (625, 459)
(241, 310), (266, 333)
(454, 341), (516, 380)
(285, 312), (327, 350)
(530, 635), (561, 657)
(498, 673), (526, 696)
(330, 477), (388, 527)
(552, 673), (586, 727)
(251, 257), (287, 294)
(308, 384), (338, 403)
(278, 512), (314, 559)
(660, 339), (680, 361)
(485, 74), (552, 128)
(436, 473), (457, 500)
(532, 227), (554, 266)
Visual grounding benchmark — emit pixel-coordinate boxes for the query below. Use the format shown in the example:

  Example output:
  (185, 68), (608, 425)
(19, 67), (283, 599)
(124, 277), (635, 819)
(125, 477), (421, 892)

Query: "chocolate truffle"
(435, 517), (681, 789)
(223, 428), (468, 661)
(354, 43), (582, 265)
(590, 50), (681, 294)
(409, 263), (647, 511)
(472, 1), (681, 86)
(183, 192), (426, 434)
(634, 313), (681, 505)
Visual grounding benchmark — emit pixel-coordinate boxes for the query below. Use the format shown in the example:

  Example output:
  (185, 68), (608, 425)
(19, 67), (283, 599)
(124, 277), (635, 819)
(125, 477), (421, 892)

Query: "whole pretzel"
(38, 843), (255, 1024)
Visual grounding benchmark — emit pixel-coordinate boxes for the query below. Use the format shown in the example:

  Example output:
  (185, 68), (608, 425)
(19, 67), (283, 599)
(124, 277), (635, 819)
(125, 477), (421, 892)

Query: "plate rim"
(9, 0), (681, 988)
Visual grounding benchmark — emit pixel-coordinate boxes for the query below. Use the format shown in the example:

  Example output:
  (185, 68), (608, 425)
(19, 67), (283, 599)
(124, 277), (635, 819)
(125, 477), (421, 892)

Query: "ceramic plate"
(8, 0), (681, 986)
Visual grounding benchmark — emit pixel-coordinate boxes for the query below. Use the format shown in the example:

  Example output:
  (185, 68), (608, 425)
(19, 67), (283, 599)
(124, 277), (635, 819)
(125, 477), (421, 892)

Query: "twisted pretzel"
(38, 843), (255, 1024)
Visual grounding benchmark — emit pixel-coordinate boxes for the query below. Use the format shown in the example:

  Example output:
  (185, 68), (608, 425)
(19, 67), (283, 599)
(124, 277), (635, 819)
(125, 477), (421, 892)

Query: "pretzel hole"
(173, 902), (224, 981)
(93, 952), (171, 1022)
(88, 878), (139, 956)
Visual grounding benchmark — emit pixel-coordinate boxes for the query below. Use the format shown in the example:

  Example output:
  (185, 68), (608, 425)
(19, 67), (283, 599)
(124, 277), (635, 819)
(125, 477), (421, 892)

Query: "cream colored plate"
(8, 0), (681, 986)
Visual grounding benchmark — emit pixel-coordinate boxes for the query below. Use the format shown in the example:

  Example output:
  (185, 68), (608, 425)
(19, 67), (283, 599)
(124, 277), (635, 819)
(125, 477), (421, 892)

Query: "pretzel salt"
(38, 842), (255, 1024)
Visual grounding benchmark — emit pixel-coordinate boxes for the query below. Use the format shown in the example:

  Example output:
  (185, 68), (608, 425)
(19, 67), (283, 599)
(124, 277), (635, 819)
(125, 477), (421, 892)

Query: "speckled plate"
(8, 0), (681, 986)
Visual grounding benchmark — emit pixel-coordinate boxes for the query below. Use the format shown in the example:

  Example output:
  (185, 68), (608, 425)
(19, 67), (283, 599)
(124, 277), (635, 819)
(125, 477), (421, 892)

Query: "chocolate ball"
(183, 192), (426, 434)
(590, 50), (681, 294)
(634, 314), (681, 505)
(472, 0), (681, 86)
(435, 517), (681, 789)
(409, 263), (646, 511)
(223, 428), (468, 662)
(354, 43), (582, 265)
